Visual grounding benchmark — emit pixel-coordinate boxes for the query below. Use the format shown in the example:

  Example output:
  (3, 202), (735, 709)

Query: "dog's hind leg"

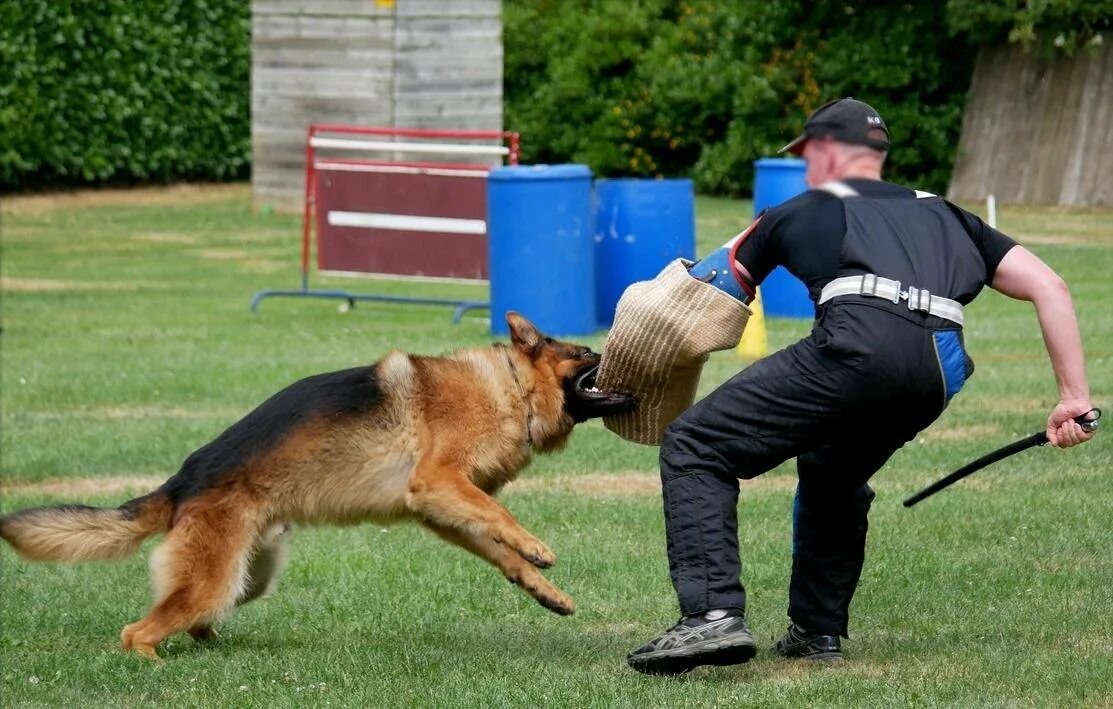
(407, 464), (556, 568)
(187, 522), (289, 643)
(187, 625), (220, 642)
(236, 522), (291, 607)
(120, 499), (261, 659)
(423, 521), (574, 615)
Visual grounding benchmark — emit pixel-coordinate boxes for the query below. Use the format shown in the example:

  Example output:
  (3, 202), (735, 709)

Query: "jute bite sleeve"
(596, 259), (752, 445)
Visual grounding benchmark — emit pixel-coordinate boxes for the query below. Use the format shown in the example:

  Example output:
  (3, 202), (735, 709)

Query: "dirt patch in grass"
(963, 394), (1050, 412)
(1, 183), (248, 215)
(1, 276), (145, 292)
(240, 259), (288, 273)
(136, 232), (198, 245)
(1, 475), (167, 497)
(919, 424), (1001, 442)
(1066, 631), (1113, 654)
(17, 405), (240, 422)
(508, 472), (798, 496)
(1014, 233), (1112, 246)
(100, 405), (238, 421)
(972, 352), (1049, 363)
(509, 473), (660, 495)
(196, 248), (251, 261)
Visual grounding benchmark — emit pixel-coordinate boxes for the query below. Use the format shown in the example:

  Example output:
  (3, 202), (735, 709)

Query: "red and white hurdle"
(251, 124), (519, 322)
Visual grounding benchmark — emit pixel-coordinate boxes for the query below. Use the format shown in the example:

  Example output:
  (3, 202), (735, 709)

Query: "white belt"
(818, 274), (965, 326)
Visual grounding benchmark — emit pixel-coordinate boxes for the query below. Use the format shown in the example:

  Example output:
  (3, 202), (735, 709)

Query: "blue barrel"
(753, 158), (813, 318)
(487, 164), (595, 336)
(594, 178), (695, 326)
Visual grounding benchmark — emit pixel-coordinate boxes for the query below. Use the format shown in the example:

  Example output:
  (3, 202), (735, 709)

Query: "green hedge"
(0, 0), (250, 190)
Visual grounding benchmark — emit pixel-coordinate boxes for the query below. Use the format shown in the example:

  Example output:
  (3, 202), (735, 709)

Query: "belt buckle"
(903, 285), (917, 309)
(859, 274), (879, 297)
(904, 286), (931, 312)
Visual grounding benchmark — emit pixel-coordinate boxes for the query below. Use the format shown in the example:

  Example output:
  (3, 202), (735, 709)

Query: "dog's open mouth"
(574, 363), (601, 393)
(564, 363), (637, 422)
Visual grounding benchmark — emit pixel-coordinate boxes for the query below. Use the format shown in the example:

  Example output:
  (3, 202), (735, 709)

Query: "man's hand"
(1046, 400), (1097, 448)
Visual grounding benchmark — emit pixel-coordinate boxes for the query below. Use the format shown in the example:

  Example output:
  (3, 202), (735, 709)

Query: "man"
(626, 98), (1095, 676)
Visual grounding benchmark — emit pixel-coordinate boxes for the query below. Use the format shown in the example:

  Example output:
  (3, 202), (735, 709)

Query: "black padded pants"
(658, 307), (949, 636)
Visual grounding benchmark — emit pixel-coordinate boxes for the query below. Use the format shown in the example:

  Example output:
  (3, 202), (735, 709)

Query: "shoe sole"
(627, 637), (757, 676)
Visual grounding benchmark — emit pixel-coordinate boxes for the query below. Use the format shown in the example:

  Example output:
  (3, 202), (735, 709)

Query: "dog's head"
(506, 312), (636, 424)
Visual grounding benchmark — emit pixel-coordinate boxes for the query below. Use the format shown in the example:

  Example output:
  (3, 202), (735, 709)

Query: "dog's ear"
(506, 311), (542, 354)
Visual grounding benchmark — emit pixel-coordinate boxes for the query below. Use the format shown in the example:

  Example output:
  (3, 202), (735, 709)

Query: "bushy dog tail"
(0, 492), (173, 562)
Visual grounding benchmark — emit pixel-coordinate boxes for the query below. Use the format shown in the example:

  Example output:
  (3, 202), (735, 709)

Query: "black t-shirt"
(734, 179), (1019, 302)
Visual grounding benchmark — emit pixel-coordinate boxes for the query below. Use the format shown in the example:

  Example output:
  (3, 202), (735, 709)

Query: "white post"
(987, 194), (997, 229)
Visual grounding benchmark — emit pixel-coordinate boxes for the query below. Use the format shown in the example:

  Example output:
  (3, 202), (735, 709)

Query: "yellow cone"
(737, 288), (768, 359)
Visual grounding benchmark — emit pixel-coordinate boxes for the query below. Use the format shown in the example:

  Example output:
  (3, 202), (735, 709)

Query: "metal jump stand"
(250, 124), (520, 323)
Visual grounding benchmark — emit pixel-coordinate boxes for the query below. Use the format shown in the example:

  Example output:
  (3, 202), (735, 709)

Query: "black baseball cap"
(778, 97), (890, 155)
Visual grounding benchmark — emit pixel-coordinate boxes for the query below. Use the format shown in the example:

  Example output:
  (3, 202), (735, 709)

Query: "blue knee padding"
(933, 330), (966, 402)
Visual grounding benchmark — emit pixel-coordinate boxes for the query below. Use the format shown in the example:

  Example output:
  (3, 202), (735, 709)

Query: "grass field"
(1, 184), (1110, 707)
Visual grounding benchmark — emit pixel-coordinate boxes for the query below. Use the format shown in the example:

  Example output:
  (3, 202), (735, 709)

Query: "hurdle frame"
(250, 124), (520, 322)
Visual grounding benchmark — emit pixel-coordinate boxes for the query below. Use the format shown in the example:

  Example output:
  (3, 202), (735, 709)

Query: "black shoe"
(627, 611), (757, 676)
(771, 623), (844, 662)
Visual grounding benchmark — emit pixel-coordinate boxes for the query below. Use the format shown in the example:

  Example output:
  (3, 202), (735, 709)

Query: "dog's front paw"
(517, 538), (556, 568)
(539, 590), (575, 616)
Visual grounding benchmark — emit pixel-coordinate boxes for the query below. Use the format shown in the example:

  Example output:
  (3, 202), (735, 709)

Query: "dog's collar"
(498, 344), (534, 447)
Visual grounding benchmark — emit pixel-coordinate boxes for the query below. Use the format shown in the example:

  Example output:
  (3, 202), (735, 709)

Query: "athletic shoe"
(771, 623), (844, 662)
(627, 610), (757, 676)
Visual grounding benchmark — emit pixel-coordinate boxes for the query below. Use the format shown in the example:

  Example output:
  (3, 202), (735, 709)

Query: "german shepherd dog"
(0, 313), (634, 659)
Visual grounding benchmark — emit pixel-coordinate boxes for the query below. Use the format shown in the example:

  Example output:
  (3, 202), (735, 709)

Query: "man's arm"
(990, 246), (1094, 447)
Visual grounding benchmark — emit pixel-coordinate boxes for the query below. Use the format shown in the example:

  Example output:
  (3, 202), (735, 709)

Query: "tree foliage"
(947, 0), (1112, 54)
(506, 1), (979, 194)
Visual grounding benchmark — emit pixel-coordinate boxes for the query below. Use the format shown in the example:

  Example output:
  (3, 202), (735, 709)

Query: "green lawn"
(1, 184), (1110, 707)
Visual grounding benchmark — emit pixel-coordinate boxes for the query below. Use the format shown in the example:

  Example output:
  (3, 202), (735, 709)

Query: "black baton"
(903, 408), (1101, 508)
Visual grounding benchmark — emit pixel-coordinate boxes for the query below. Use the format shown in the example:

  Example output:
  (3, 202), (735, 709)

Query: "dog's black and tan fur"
(0, 313), (632, 659)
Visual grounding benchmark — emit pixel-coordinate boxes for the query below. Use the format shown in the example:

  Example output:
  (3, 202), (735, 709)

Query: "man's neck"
(835, 151), (884, 182)
(838, 166), (883, 181)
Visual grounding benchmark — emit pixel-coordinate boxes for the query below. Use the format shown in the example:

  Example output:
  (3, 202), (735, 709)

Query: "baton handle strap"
(1079, 408), (1102, 433)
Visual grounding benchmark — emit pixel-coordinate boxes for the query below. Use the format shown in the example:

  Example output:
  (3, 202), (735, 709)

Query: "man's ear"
(506, 311), (541, 354)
